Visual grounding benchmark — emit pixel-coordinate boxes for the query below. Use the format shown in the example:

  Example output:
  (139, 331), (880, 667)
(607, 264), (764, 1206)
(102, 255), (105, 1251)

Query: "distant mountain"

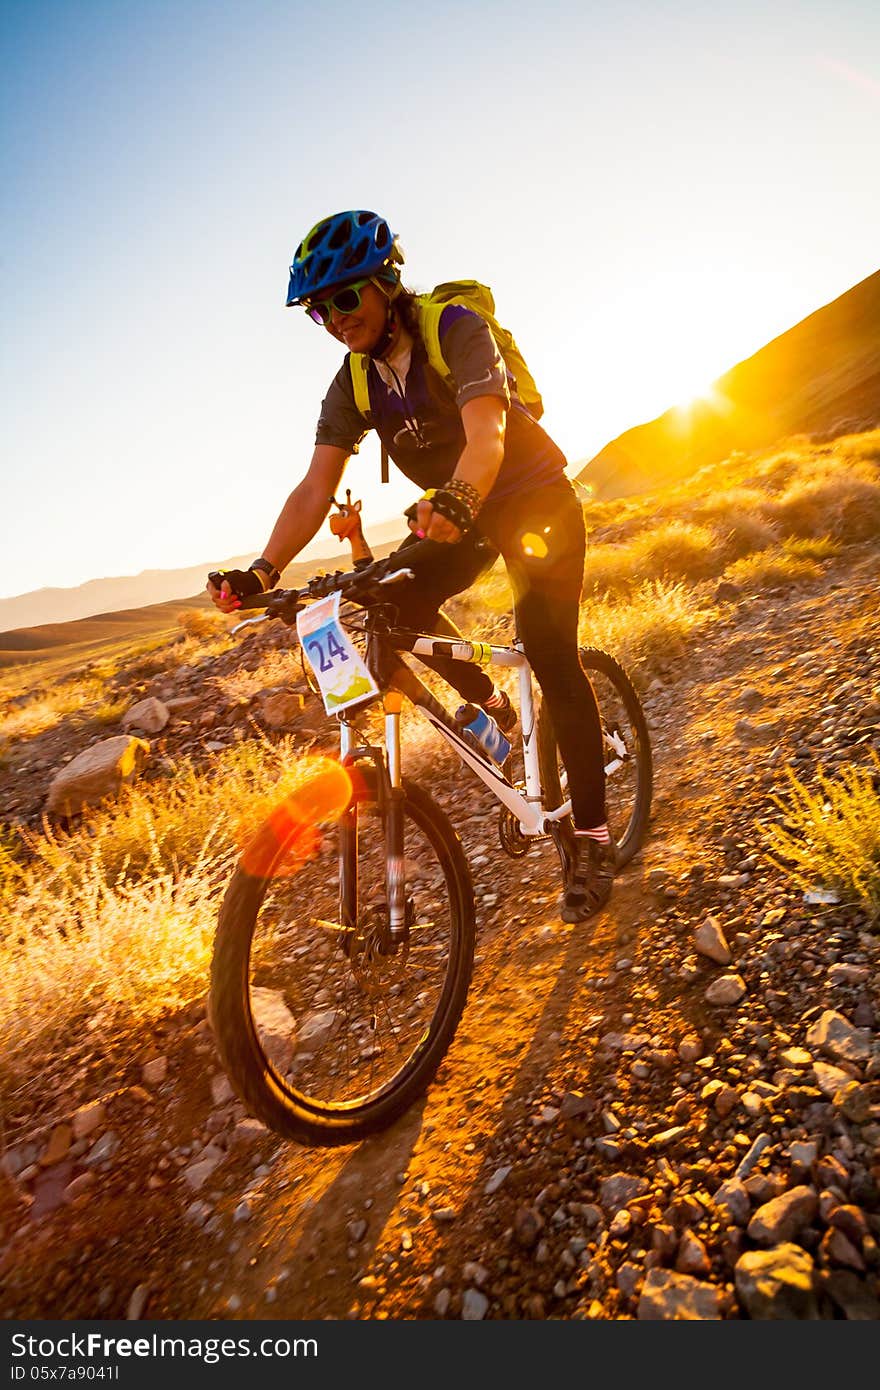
(0, 535), (405, 668)
(577, 268), (880, 500)
(0, 516), (408, 635)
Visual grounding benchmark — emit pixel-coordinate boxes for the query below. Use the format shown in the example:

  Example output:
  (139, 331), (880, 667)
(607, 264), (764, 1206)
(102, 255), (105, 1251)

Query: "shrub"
(21, 732), (304, 889)
(582, 521), (722, 597)
(781, 534), (840, 561)
(722, 548), (821, 591)
(760, 757), (880, 922)
(767, 463), (880, 541)
(838, 428), (880, 465)
(637, 521), (721, 583)
(177, 607), (224, 640)
(582, 541), (643, 597)
(579, 581), (716, 685)
(690, 489), (780, 560)
(752, 449), (810, 492)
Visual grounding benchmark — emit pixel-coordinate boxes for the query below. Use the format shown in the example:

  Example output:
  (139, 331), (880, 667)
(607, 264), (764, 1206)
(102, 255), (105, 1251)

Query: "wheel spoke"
(241, 783), (463, 1113)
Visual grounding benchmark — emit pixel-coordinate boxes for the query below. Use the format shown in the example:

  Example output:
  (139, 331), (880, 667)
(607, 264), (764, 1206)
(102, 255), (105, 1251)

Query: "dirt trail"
(2, 546), (879, 1320)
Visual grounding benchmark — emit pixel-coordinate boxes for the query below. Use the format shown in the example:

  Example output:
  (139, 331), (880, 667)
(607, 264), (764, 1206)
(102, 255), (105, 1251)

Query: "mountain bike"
(209, 543), (652, 1146)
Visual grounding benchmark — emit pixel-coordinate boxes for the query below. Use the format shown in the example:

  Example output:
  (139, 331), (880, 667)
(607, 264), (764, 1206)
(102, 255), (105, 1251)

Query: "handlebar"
(237, 553), (400, 613)
(218, 536), (457, 629)
(214, 533), (498, 636)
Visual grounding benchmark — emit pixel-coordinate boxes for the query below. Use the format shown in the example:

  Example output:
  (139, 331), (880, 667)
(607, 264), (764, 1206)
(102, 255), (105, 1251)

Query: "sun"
(674, 375), (725, 410)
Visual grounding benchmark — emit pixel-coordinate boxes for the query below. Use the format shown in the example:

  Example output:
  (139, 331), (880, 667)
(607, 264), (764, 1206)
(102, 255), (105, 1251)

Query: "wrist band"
(444, 477), (483, 519)
(249, 557), (281, 590)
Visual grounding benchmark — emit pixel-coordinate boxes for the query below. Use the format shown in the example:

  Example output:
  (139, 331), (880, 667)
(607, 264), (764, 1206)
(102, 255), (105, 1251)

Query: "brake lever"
(230, 613), (269, 635)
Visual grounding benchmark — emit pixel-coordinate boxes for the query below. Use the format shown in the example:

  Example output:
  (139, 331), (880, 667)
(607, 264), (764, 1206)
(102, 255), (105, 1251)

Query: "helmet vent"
(306, 222), (330, 253)
(345, 236), (370, 269)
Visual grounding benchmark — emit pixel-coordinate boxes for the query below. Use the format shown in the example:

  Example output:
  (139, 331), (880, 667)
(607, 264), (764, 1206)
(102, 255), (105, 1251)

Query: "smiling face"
(314, 281), (392, 354)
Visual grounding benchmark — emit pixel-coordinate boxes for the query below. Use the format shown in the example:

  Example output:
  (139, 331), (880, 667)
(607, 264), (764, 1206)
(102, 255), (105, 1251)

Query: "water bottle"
(454, 703), (511, 765)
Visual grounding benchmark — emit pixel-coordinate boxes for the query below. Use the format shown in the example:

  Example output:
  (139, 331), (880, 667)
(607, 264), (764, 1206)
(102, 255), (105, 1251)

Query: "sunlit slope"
(577, 268), (880, 500)
(0, 519), (409, 635)
(0, 540), (400, 670)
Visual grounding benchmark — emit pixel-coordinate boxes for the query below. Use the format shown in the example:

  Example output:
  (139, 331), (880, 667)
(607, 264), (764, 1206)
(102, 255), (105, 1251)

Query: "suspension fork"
(338, 720), (358, 931)
(337, 696), (407, 940)
(383, 692), (407, 938)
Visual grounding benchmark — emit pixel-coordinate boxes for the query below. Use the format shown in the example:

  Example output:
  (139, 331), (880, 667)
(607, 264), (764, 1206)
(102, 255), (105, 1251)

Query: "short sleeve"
(438, 306), (511, 412)
(315, 359), (370, 454)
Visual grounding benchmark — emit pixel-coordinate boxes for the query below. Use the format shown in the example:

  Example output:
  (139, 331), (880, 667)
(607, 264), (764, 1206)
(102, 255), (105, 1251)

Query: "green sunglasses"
(304, 278), (372, 325)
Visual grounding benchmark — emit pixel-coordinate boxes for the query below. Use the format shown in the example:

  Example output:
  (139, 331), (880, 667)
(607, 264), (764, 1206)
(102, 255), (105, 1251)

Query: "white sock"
(576, 824), (611, 845)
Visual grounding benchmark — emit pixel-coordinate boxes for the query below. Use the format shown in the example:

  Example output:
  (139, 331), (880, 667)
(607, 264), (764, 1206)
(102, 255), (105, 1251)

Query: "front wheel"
(210, 767), (475, 1146)
(537, 647), (653, 867)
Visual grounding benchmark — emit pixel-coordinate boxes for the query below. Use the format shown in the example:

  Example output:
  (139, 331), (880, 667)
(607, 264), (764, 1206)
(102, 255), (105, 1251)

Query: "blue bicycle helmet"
(286, 210), (403, 306)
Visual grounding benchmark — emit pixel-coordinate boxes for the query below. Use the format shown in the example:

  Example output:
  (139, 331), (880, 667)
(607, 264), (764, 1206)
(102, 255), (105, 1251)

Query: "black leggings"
(390, 479), (605, 829)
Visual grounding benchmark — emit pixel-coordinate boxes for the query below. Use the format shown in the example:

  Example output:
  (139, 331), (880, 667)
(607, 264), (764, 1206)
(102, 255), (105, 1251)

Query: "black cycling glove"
(208, 568), (263, 600)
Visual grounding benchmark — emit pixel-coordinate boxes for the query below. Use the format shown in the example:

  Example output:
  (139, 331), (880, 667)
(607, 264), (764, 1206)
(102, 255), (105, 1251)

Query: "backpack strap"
(348, 352), (372, 421)
(347, 352), (390, 482)
(416, 297), (455, 388)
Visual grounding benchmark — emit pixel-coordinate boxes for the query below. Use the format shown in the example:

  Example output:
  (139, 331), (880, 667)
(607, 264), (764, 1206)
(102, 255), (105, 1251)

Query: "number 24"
(306, 631), (350, 673)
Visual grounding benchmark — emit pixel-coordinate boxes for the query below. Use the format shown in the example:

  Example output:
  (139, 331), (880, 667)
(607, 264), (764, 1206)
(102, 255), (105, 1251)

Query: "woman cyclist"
(207, 210), (614, 924)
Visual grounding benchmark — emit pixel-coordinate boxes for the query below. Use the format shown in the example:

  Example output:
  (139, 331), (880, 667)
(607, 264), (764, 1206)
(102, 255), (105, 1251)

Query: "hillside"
(0, 517), (408, 636)
(578, 268), (880, 500)
(0, 540), (400, 670)
(1, 430), (879, 1322)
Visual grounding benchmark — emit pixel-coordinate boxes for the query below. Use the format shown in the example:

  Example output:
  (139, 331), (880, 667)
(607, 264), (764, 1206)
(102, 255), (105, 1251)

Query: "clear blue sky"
(3, 0), (879, 599)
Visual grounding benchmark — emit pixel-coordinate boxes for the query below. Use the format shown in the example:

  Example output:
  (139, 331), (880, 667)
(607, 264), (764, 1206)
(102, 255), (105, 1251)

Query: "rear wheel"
(537, 647), (653, 867)
(210, 768), (475, 1146)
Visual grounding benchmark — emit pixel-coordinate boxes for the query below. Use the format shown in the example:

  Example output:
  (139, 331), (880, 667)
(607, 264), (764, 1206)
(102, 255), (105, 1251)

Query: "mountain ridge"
(0, 516), (408, 635)
(577, 267), (880, 500)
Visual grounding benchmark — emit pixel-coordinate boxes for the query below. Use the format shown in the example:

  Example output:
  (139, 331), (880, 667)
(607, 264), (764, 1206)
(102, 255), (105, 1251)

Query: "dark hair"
(393, 286), (423, 346)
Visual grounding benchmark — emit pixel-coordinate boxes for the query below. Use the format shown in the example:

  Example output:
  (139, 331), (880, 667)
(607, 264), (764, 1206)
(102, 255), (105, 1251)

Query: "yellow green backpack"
(348, 280), (544, 481)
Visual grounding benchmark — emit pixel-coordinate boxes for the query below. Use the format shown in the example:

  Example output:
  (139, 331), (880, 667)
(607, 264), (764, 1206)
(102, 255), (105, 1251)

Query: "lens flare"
(237, 755), (353, 878)
(520, 531), (549, 560)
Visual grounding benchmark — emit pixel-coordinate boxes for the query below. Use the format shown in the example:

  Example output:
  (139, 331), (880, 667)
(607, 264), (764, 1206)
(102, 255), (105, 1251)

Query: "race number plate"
(296, 593), (379, 715)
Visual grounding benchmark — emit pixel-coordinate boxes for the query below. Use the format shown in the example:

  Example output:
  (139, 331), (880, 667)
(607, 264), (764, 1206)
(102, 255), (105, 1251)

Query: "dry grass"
(0, 684), (130, 747)
(0, 629), (231, 752)
(210, 647), (303, 704)
(722, 548), (823, 591)
(781, 535), (841, 561)
(579, 581), (716, 684)
(0, 748), (347, 1126)
(14, 732), (304, 890)
(579, 430), (880, 561)
(582, 522), (721, 597)
(177, 607), (227, 640)
(760, 756), (880, 922)
(0, 829), (25, 910)
(0, 837), (229, 1120)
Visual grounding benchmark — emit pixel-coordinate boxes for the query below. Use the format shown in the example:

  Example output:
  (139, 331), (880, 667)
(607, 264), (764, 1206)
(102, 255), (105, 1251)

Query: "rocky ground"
(1, 542), (879, 1321)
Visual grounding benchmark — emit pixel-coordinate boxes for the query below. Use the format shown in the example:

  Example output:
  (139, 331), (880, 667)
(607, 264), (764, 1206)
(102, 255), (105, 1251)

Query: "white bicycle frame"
(236, 568), (625, 843)
(339, 632), (572, 839)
